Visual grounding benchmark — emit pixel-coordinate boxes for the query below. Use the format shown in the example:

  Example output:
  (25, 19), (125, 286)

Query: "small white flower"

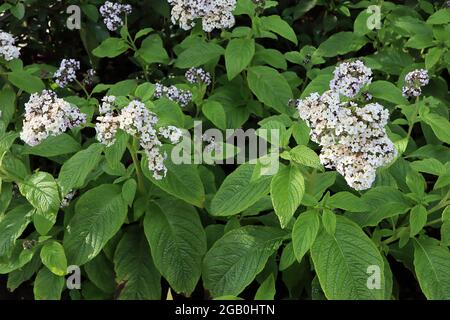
(100, 1), (132, 31)
(330, 60), (372, 98)
(154, 83), (192, 107)
(185, 67), (211, 85)
(54, 59), (80, 88)
(20, 90), (87, 146)
(0, 30), (20, 61)
(402, 69), (429, 98)
(168, 0), (237, 32)
(294, 89), (396, 191)
(159, 126), (183, 144)
(99, 95), (117, 115)
(95, 97), (182, 180)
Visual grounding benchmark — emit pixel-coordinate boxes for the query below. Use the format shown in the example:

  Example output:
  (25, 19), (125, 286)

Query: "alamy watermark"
(366, 265), (382, 290)
(66, 265), (81, 290)
(66, 5), (81, 30)
(366, 5), (382, 31)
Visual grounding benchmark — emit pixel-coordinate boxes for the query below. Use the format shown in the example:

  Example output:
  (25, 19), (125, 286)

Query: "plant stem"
(406, 96), (420, 142)
(75, 79), (90, 98)
(127, 140), (146, 195)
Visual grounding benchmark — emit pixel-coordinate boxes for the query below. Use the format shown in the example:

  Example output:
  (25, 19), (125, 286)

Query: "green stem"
(75, 79), (90, 98)
(425, 218), (442, 227)
(127, 140), (146, 195)
(406, 96), (420, 142)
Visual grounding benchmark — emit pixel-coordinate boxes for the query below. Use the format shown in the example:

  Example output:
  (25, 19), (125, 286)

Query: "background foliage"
(0, 0), (450, 300)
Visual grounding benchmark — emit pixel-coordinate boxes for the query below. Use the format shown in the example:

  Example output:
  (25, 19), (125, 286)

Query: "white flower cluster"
(402, 69), (429, 98)
(185, 67), (211, 85)
(53, 59), (80, 88)
(20, 90), (87, 146)
(95, 97), (182, 179)
(83, 68), (96, 86)
(168, 0), (237, 32)
(95, 96), (120, 147)
(159, 126), (183, 144)
(154, 83), (192, 107)
(100, 1), (132, 31)
(0, 30), (20, 61)
(330, 60), (372, 98)
(295, 61), (397, 190)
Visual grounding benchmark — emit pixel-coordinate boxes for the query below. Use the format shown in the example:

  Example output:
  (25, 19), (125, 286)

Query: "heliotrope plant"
(0, 0), (449, 301)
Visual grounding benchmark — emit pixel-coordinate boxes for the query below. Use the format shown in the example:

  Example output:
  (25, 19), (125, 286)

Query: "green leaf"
(210, 164), (272, 216)
(259, 15), (298, 44)
(322, 209), (336, 235)
(64, 184), (128, 265)
(292, 210), (320, 262)
(7, 253), (41, 292)
(427, 9), (450, 25)
(202, 226), (287, 297)
(0, 86), (16, 124)
(270, 165), (305, 228)
(405, 33), (435, 49)
(136, 34), (169, 65)
(92, 38), (129, 58)
(247, 66), (293, 114)
(175, 42), (224, 68)
(22, 134), (81, 157)
(406, 170), (426, 196)
(225, 38), (255, 80)
(0, 242), (36, 274)
(108, 79), (137, 96)
(135, 28), (154, 40)
(413, 237), (450, 299)
(202, 100), (227, 130)
(346, 187), (411, 227)
(134, 82), (155, 102)
(311, 216), (385, 300)
(409, 205), (427, 237)
(421, 112), (450, 144)
(279, 242), (296, 271)
(114, 226), (161, 300)
(84, 252), (116, 294)
(122, 179), (137, 207)
(142, 146), (205, 208)
(328, 192), (369, 212)
(144, 199), (206, 295)
(425, 47), (443, 70)
(81, 4), (99, 22)
(291, 121), (310, 145)
(442, 207), (450, 246)
(368, 81), (408, 105)
(255, 274), (276, 300)
(410, 158), (445, 176)
(0, 204), (32, 258)
(256, 48), (287, 70)
(7, 71), (45, 94)
(33, 267), (65, 300)
(10, 3), (25, 19)
(353, 10), (372, 36)
(289, 145), (322, 170)
(316, 32), (367, 57)
(40, 240), (67, 276)
(300, 72), (333, 98)
(19, 172), (60, 235)
(58, 143), (104, 195)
